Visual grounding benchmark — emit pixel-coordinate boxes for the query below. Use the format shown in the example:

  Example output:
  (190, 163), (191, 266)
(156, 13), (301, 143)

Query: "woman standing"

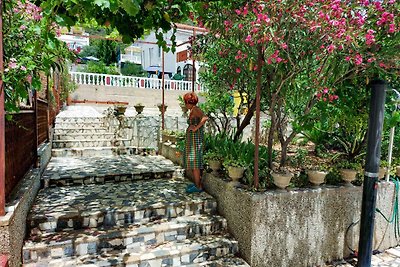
(183, 92), (208, 193)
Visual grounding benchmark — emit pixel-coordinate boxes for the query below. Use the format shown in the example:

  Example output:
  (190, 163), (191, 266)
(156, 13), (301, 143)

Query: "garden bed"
(203, 173), (400, 267)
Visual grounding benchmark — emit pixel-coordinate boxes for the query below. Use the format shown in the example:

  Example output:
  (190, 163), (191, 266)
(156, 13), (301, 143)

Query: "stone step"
(52, 139), (133, 149)
(23, 235), (238, 267)
(23, 214), (227, 264)
(51, 146), (154, 157)
(53, 133), (116, 141)
(28, 179), (217, 233)
(55, 117), (105, 124)
(42, 155), (175, 187)
(54, 121), (108, 129)
(54, 128), (111, 135)
(185, 257), (250, 267)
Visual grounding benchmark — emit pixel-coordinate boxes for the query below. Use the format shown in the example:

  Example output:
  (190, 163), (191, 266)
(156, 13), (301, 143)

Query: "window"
(183, 64), (195, 82)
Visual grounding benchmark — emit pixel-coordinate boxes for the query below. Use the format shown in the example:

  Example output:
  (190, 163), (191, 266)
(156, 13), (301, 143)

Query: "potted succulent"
(307, 165), (329, 186)
(133, 103), (145, 114)
(336, 161), (361, 186)
(204, 151), (223, 176)
(157, 103), (168, 113)
(271, 168), (293, 189)
(223, 157), (246, 184)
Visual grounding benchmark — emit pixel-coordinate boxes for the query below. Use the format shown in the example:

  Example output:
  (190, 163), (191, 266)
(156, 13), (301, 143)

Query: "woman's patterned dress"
(184, 116), (204, 170)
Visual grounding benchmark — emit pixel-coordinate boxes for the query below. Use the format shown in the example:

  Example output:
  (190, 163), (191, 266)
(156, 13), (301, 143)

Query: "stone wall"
(203, 174), (400, 267)
(0, 143), (51, 267)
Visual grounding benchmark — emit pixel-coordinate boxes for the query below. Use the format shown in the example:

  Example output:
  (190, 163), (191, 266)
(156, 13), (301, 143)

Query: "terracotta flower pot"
(134, 105), (144, 114)
(339, 169), (358, 185)
(308, 170), (327, 186)
(227, 166), (245, 183)
(271, 172), (293, 189)
(158, 104), (168, 113)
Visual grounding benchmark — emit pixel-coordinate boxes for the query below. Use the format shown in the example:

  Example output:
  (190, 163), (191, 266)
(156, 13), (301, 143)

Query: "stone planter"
(339, 169), (358, 185)
(114, 105), (127, 116)
(162, 134), (177, 144)
(208, 160), (222, 175)
(134, 105), (144, 115)
(379, 167), (387, 179)
(308, 170), (327, 186)
(158, 104), (168, 113)
(227, 166), (245, 184)
(396, 166), (400, 177)
(271, 172), (293, 189)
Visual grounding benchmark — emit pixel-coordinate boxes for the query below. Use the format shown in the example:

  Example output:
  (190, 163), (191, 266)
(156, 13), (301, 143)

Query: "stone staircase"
(51, 116), (152, 157)
(22, 110), (248, 267)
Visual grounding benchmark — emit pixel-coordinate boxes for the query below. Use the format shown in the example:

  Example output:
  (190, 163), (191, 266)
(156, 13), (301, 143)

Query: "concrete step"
(53, 133), (116, 141)
(23, 215), (227, 264)
(52, 139), (133, 149)
(54, 122), (108, 129)
(51, 146), (154, 157)
(28, 179), (217, 233)
(23, 235), (238, 267)
(42, 155), (175, 187)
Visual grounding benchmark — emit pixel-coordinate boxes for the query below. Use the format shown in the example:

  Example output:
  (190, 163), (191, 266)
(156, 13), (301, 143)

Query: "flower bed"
(203, 173), (399, 267)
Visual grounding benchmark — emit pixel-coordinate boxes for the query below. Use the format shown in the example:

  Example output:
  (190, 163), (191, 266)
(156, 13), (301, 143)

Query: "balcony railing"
(70, 72), (205, 92)
(120, 54), (142, 64)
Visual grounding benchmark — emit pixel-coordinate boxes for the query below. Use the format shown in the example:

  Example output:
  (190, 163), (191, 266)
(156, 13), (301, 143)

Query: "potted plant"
(204, 151), (223, 176)
(271, 168), (293, 189)
(162, 130), (176, 143)
(223, 157), (246, 184)
(336, 161), (361, 186)
(307, 165), (329, 186)
(133, 103), (145, 114)
(114, 104), (127, 116)
(157, 103), (168, 113)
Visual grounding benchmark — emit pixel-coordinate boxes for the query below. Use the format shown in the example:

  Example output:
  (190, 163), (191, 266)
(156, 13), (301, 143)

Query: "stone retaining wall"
(0, 143), (51, 267)
(203, 174), (400, 267)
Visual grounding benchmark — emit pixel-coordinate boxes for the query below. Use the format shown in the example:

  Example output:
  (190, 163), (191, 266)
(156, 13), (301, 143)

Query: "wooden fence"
(5, 111), (37, 198)
(37, 99), (49, 145)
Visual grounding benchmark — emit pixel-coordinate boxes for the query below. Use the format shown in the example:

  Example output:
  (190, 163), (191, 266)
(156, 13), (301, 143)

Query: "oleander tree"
(193, 0), (400, 168)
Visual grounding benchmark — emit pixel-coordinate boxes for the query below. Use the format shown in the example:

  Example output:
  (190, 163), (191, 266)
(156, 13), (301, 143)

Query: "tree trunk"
(233, 100), (257, 141)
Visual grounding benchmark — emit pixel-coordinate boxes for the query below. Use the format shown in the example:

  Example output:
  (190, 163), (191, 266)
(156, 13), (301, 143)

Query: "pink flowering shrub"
(3, 0), (73, 112)
(193, 0), (399, 168)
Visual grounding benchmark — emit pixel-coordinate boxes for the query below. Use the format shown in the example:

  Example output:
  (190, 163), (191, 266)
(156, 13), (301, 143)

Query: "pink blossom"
(20, 65), (27, 71)
(327, 44), (336, 53)
(374, 2), (384, 12)
(8, 62), (18, 69)
(281, 43), (288, 49)
(238, 23), (244, 29)
(345, 56), (351, 61)
(236, 68), (241, 73)
(245, 35), (252, 43)
(389, 24), (395, 33)
(323, 88), (329, 94)
(26, 75), (32, 83)
(20, 25), (27, 30)
(365, 29), (375, 46)
(367, 57), (376, 63)
(235, 9), (241, 15)
(355, 54), (363, 65)
(242, 6), (248, 16)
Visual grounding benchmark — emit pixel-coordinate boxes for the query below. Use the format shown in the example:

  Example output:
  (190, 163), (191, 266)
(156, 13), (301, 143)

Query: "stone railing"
(70, 72), (205, 92)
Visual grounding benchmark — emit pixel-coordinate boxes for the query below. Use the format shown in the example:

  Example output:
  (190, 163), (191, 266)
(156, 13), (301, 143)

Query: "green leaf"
(94, 0), (111, 9)
(121, 0), (141, 16)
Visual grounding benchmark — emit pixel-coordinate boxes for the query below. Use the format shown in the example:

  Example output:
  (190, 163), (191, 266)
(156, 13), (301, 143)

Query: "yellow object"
(233, 91), (248, 116)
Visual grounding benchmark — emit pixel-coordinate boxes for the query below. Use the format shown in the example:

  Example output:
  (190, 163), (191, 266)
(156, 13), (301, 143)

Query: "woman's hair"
(183, 92), (198, 105)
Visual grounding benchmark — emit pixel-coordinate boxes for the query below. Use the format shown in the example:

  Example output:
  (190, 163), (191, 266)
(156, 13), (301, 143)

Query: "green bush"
(121, 62), (146, 77)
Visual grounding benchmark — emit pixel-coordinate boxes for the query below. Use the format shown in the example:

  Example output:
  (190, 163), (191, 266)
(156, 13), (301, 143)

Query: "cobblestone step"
(42, 156), (175, 186)
(23, 215), (227, 264)
(55, 117), (105, 124)
(51, 146), (155, 157)
(54, 122), (108, 129)
(52, 139), (134, 149)
(23, 235), (238, 267)
(53, 133), (116, 141)
(28, 179), (217, 233)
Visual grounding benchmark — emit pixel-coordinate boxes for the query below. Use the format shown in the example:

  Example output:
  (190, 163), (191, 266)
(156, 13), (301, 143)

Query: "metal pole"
(358, 80), (387, 267)
(386, 126), (395, 182)
(0, 0), (5, 216)
(192, 29), (196, 93)
(161, 50), (165, 130)
(253, 46), (263, 189)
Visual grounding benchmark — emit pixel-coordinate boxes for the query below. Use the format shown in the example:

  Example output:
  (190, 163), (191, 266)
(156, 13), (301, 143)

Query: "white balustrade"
(70, 72), (205, 92)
